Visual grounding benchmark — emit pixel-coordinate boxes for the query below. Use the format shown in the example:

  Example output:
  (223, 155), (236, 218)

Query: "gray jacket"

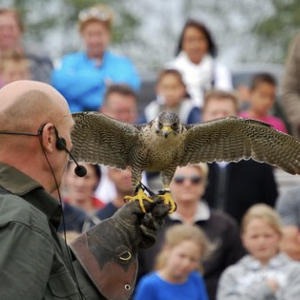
(276, 185), (300, 228)
(217, 253), (300, 300)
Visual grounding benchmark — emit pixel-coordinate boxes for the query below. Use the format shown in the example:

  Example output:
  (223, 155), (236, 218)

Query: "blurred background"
(1, 0), (299, 75)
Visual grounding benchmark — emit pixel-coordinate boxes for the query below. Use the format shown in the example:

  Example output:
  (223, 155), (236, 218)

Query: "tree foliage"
(252, 0), (300, 62)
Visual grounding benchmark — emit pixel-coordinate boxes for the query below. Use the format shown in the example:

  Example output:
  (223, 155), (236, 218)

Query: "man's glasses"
(173, 175), (203, 185)
(79, 7), (111, 23)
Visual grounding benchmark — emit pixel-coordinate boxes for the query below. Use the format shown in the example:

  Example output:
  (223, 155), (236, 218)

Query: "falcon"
(71, 111), (300, 213)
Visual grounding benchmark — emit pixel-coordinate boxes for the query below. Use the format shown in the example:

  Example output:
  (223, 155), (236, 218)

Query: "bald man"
(0, 80), (168, 300)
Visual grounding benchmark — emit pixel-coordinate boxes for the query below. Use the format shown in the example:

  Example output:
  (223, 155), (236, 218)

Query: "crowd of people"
(1, 3), (300, 300)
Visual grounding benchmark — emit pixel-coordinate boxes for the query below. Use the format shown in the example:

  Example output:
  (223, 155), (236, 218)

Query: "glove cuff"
(70, 232), (137, 300)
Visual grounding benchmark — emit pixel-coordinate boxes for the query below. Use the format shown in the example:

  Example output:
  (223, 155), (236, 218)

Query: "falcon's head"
(152, 111), (182, 138)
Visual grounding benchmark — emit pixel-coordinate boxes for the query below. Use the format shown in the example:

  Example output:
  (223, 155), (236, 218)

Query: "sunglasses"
(173, 175), (203, 185)
(79, 7), (111, 23)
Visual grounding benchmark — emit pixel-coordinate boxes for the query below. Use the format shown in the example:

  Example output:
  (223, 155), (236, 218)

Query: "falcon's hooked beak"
(162, 126), (173, 138)
(153, 111), (181, 138)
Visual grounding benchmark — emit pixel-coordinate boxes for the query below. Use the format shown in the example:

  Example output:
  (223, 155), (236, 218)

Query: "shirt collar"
(241, 253), (288, 270)
(169, 200), (211, 222)
(0, 163), (62, 229)
(83, 50), (109, 67)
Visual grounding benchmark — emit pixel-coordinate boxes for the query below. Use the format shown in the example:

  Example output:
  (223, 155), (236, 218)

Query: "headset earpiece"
(54, 127), (67, 151)
(56, 137), (67, 151)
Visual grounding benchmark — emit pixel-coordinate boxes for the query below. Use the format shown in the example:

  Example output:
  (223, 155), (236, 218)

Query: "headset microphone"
(54, 128), (87, 177)
(0, 125), (87, 178)
(65, 150), (87, 177)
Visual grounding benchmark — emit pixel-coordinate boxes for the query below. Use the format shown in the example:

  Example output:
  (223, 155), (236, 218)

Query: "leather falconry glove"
(70, 194), (169, 300)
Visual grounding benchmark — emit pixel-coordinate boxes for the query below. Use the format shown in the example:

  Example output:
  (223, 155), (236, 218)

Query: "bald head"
(0, 80), (70, 132)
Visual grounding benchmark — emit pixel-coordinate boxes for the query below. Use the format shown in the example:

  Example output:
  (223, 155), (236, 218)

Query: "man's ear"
(40, 123), (56, 153)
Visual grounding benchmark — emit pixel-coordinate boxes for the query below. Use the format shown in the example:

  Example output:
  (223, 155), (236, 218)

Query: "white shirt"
(166, 52), (233, 107)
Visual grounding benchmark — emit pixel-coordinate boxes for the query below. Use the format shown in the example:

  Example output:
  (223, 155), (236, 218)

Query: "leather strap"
(70, 233), (137, 300)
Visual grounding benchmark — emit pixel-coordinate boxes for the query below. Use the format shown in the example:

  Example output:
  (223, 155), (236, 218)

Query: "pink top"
(239, 111), (288, 133)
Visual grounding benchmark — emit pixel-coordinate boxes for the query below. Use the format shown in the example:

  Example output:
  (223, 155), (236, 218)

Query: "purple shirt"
(239, 111), (288, 133)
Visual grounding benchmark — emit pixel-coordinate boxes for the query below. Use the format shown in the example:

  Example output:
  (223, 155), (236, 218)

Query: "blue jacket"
(52, 51), (141, 112)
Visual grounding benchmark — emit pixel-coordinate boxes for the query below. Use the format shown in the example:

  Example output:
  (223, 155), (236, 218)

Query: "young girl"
(217, 204), (300, 300)
(134, 224), (212, 300)
(139, 68), (201, 124)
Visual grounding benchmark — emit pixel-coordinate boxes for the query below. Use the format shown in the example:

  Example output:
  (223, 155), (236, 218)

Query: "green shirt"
(0, 163), (102, 300)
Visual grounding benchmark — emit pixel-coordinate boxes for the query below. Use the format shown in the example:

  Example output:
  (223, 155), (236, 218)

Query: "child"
(0, 51), (31, 86)
(134, 224), (212, 300)
(217, 204), (300, 300)
(239, 73), (288, 133)
(139, 68), (201, 124)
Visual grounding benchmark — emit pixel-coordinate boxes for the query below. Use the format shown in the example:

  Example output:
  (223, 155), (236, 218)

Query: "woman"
(52, 5), (140, 112)
(63, 162), (104, 214)
(166, 19), (232, 108)
(0, 8), (53, 83)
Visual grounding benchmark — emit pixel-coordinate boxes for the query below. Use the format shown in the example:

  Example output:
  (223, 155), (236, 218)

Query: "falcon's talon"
(157, 189), (171, 196)
(157, 190), (177, 214)
(124, 188), (154, 213)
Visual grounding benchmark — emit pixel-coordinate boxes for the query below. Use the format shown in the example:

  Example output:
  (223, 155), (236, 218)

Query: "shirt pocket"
(48, 269), (80, 299)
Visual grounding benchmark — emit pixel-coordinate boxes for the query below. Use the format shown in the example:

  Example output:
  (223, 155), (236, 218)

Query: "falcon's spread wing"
(181, 116), (300, 175)
(71, 112), (141, 169)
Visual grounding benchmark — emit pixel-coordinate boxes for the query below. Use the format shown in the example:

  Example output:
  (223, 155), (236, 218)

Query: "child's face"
(242, 218), (281, 265)
(156, 74), (186, 107)
(249, 83), (276, 116)
(202, 98), (237, 121)
(165, 240), (202, 282)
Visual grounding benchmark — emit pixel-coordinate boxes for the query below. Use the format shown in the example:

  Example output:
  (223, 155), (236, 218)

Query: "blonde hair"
(0, 8), (24, 33)
(241, 204), (282, 236)
(154, 224), (214, 273)
(190, 163), (209, 180)
(78, 5), (114, 32)
(0, 51), (30, 73)
(180, 163), (209, 187)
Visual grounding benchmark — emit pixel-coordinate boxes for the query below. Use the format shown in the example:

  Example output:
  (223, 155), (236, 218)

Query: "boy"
(239, 73), (287, 133)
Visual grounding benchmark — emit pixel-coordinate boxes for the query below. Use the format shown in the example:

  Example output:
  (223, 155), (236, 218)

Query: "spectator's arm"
(261, 165), (278, 208)
(282, 33), (300, 134)
(280, 226), (300, 261)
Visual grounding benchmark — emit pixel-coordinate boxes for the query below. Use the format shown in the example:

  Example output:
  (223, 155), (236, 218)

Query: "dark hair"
(175, 19), (217, 57)
(203, 90), (239, 113)
(0, 8), (24, 33)
(104, 84), (137, 105)
(250, 73), (277, 90)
